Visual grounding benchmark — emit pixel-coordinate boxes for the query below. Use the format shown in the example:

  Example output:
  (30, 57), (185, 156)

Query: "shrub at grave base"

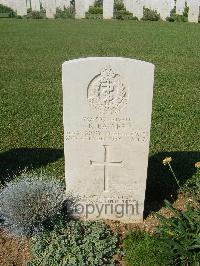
(166, 6), (188, 22)
(142, 8), (160, 21)
(28, 220), (118, 266)
(156, 200), (200, 265)
(182, 168), (200, 198)
(85, 1), (103, 20)
(26, 7), (46, 19)
(0, 175), (64, 236)
(94, 0), (103, 8)
(114, 0), (125, 11)
(114, 10), (138, 21)
(55, 7), (75, 19)
(113, 0), (135, 20)
(87, 6), (103, 14)
(85, 13), (103, 19)
(28, 11), (44, 19)
(124, 230), (166, 266)
(0, 4), (16, 18)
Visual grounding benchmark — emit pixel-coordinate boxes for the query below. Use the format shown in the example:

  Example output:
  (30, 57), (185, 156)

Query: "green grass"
(0, 20), (199, 196)
(124, 230), (166, 266)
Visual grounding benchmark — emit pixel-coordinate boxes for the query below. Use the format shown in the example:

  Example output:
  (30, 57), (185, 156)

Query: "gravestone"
(133, 0), (145, 19)
(46, 0), (56, 18)
(169, 0), (175, 12)
(63, 57), (155, 222)
(103, 0), (114, 19)
(144, 0), (151, 9)
(75, 0), (85, 18)
(159, 0), (172, 20)
(0, 0), (7, 6)
(56, 0), (65, 10)
(26, 0), (31, 9)
(176, 0), (185, 15)
(85, 0), (95, 12)
(63, 0), (71, 8)
(123, 0), (133, 13)
(31, 0), (40, 11)
(41, 0), (46, 9)
(149, 0), (160, 12)
(7, 0), (16, 11)
(188, 0), (200, 23)
(16, 0), (27, 16)
(63, 0), (70, 8)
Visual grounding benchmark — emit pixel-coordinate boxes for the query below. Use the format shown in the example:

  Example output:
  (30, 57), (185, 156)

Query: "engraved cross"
(90, 145), (123, 192)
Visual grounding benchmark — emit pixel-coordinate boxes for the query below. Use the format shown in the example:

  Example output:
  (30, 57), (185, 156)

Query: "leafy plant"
(0, 174), (64, 236)
(85, 13), (103, 19)
(114, 0), (125, 12)
(94, 0), (103, 8)
(183, 167), (200, 198)
(166, 5), (188, 22)
(55, 7), (75, 19)
(0, 4), (13, 13)
(156, 200), (200, 265)
(29, 11), (44, 19)
(124, 230), (166, 266)
(85, 1), (103, 19)
(114, 10), (137, 20)
(113, 0), (135, 20)
(142, 7), (160, 21)
(87, 6), (103, 14)
(0, 4), (16, 17)
(28, 220), (118, 266)
(183, 3), (189, 18)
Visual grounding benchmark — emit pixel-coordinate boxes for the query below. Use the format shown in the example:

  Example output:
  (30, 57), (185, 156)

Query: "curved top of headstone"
(62, 56), (155, 223)
(62, 57), (155, 68)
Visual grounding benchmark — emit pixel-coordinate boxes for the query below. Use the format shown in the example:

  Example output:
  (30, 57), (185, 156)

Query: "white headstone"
(170, 0), (175, 10)
(46, 0), (56, 18)
(85, 0), (95, 11)
(188, 0), (200, 23)
(176, 0), (185, 15)
(63, 57), (155, 223)
(16, 0), (27, 16)
(132, 0), (145, 19)
(124, 0), (133, 13)
(56, 0), (64, 10)
(63, 0), (71, 8)
(0, 0), (7, 6)
(144, 0), (151, 9)
(103, 0), (114, 19)
(41, 0), (46, 9)
(149, 0), (160, 12)
(85, 0), (90, 12)
(26, 0), (31, 9)
(159, 0), (172, 20)
(31, 0), (40, 11)
(75, 0), (85, 18)
(7, 0), (16, 10)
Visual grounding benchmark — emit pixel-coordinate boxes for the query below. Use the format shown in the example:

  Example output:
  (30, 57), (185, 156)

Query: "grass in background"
(0, 20), (199, 197)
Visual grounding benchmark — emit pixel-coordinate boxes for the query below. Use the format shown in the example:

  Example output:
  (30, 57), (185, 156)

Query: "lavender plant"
(0, 174), (64, 236)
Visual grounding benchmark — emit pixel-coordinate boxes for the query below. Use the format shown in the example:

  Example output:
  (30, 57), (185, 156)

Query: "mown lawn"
(0, 19), (199, 197)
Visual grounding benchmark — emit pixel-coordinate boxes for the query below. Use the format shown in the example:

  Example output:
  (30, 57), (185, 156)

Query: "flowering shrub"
(0, 175), (64, 236)
(156, 200), (200, 265)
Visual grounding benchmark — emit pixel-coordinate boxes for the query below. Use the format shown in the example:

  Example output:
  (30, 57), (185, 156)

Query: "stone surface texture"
(63, 57), (155, 222)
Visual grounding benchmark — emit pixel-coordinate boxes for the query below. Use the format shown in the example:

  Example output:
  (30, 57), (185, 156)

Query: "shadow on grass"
(144, 151), (200, 218)
(0, 148), (63, 185)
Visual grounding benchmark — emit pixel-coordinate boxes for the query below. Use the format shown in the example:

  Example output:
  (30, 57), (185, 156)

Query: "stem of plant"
(168, 162), (181, 189)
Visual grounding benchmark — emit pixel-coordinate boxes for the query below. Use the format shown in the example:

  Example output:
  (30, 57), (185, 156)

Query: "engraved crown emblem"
(87, 66), (129, 114)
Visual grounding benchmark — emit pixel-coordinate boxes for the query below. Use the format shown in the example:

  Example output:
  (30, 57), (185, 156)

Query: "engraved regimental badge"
(87, 66), (129, 114)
